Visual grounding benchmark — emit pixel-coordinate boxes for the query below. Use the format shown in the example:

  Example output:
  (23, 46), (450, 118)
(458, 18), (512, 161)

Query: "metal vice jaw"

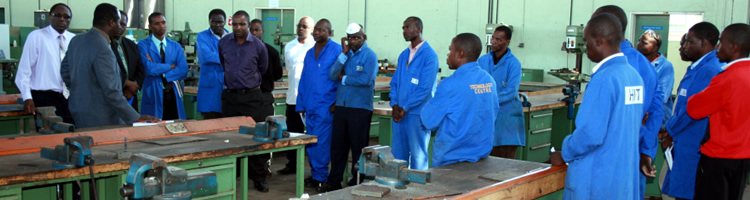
(359, 145), (431, 186)
(35, 106), (75, 134)
(40, 136), (93, 169)
(120, 153), (218, 200)
(239, 115), (289, 142)
(562, 84), (580, 119)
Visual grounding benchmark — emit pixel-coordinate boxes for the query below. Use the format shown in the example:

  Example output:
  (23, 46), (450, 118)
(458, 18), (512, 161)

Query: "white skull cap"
(346, 23), (363, 34)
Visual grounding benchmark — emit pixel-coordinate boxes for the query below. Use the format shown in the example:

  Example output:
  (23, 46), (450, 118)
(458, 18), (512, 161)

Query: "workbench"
(0, 94), (32, 135)
(310, 156), (566, 200)
(0, 117), (317, 200)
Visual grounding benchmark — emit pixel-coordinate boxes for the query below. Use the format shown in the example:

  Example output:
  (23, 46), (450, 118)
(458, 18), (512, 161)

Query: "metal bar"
(530, 128), (552, 135)
(296, 145), (304, 197)
(531, 113), (553, 118)
(530, 143), (551, 150)
(240, 156), (248, 200)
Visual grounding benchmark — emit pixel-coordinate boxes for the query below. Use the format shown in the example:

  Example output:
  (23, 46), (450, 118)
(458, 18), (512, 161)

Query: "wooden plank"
(0, 116), (256, 156)
(0, 131), (317, 186)
(450, 165), (567, 200)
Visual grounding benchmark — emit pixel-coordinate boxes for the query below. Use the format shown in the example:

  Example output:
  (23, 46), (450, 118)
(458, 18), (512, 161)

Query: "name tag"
(356, 65), (363, 71)
(679, 88), (687, 96)
(625, 86), (644, 105)
(411, 78), (419, 85)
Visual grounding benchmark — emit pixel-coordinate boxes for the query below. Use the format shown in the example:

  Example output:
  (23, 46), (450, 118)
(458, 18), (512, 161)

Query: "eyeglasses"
(50, 13), (71, 20)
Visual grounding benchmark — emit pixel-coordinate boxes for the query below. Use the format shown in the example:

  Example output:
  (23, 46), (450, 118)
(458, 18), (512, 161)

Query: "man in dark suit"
(61, 3), (158, 128)
(114, 10), (145, 111)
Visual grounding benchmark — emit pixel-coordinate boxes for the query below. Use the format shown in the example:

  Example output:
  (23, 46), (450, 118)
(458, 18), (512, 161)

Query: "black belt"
(226, 86), (260, 94)
(31, 90), (64, 96)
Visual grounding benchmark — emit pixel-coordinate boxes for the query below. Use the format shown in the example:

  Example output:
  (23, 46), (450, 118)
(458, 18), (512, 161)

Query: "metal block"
(351, 185), (390, 198)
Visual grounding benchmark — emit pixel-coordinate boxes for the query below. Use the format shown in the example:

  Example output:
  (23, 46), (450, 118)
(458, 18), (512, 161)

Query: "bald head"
(296, 16), (314, 40)
(593, 5), (627, 34)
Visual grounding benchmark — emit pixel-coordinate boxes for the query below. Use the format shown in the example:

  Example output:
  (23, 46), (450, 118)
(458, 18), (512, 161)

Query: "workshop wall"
(2, 0), (748, 86)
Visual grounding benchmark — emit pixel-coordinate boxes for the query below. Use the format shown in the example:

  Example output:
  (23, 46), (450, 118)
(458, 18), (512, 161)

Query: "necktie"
(116, 41), (129, 75)
(160, 42), (171, 90)
(58, 35), (66, 62)
(160, 42), (166, 63)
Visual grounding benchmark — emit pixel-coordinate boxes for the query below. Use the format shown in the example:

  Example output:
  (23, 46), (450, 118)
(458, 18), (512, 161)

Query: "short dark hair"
(50, 3), (72, 18)
(148, 12), (164, 24)
(689, 22), (720, 46)
(722, 23), (750, 56)
(594, 5), (627, 33)
(232, 10), (250, 24)
(208, 9), (226, 20)
(453, 33), (482, 61)
(587, 13), (623, 46)
(406, 16), (423, 32)
(494, 25), (512, 40)
(318, 18), (332, 32)
(92, 3), (119, 27)
(250, 19), (263, 30)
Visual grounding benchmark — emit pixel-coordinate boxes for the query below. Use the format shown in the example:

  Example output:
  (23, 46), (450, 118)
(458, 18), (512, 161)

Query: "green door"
(259, 9), (295, 54)
(634, 15), (670, 57)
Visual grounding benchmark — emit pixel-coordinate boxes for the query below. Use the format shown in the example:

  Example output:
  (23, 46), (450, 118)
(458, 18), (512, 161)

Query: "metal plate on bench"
(139, 136), (208, 145)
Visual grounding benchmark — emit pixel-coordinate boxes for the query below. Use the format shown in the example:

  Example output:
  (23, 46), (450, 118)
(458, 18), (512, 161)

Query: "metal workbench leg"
(240, 156), (248, 200)
(296, 145), (304, 197)
(63, 183), (73, 200)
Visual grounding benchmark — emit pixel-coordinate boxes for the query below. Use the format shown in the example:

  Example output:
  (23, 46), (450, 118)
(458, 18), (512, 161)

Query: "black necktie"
(160, 42), (171, 90)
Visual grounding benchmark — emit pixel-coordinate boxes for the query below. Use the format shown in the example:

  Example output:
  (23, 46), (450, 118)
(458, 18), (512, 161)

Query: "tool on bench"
(40, 136), (99, 199)
(239, 115), (289, 142)
(561, 84), (579, 119)
(359, 145), (431, 186)
(120, 153), (218, 200)
(35, 106), (75, 134)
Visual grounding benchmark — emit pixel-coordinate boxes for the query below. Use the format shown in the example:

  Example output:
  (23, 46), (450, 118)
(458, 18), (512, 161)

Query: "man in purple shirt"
(218, 10), (270, 192)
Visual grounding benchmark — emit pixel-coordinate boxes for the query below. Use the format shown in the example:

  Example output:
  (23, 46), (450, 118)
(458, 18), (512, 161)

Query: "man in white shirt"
(277, 16), (315, 175)
(15, 3), (76, 124)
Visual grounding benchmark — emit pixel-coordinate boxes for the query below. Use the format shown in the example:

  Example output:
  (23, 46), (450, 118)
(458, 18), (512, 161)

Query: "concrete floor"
(238, 138), (379, 200)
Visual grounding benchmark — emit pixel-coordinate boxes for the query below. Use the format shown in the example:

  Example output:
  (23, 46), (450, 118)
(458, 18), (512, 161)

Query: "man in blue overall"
(550, 13), (644, 200)
(325, 23), (379, 191)
(390, 16), (439, 170)
(196, 9), (228, 119)
(477, 25), (524, 159)
(421, 33), (499, 167)
(593, 6), (664, 198)
(139, 12), (189, 120)
(296, 19), (342, 192)
(661, 22), (723, 200)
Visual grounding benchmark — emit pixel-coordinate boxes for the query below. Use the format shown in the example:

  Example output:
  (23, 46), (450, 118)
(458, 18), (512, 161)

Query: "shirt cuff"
(337, 53), (348, 64)
(342, 75), (348, 85)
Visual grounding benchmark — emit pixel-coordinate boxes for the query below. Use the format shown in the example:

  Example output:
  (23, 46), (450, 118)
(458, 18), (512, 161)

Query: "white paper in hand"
(665, 146), (674, 170)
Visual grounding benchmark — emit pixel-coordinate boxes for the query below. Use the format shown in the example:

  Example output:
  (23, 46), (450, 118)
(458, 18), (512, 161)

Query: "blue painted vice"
(40, 136), (93, 169)
(120, 153), (218, 200)
(359, 145), (431, 186)
(239, 115), (289, 142)
(35, 106), (75, 134)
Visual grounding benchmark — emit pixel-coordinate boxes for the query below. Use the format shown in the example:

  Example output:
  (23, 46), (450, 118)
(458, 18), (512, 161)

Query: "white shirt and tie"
(15, 25), (75, 100)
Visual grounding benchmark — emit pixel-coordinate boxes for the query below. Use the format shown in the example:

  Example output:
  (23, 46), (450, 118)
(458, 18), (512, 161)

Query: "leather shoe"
(277, 167), (295, 175)
(316, 182), (342, 193)
(254, 181), (269, 192)
(305, 178), (323, 188)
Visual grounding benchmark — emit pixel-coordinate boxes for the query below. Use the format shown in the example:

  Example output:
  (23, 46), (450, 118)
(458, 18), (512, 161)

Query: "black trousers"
(202, 112), (223, 120)
(162, 88), (179, 120)
(261, 92), (275, 118)
(223, 89), (270, 182)
(283, 104), (306, 168)
(694, 154), (750, 200)
(328, 106), (372, 186)
(31, 90), (75, 124)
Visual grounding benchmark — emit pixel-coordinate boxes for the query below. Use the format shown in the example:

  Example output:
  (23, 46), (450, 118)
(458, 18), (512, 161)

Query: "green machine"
(549, 25), (589, 85)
